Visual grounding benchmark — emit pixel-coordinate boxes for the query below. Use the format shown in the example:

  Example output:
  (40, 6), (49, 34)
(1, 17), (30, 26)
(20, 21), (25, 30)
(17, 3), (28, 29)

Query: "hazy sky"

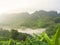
(0, 0), (60, 14)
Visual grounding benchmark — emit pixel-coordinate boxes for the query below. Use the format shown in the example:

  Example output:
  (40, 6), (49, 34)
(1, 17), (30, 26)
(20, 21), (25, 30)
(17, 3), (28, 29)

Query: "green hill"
(0, 10), (60, 28)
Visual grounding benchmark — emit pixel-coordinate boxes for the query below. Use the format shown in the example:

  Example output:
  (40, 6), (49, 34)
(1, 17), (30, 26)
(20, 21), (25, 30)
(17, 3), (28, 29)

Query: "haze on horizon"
(0, 0), (60, 14)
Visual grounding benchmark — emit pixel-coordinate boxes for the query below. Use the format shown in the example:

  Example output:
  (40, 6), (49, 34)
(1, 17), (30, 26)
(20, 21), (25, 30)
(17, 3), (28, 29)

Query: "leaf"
(42, 32), (52, 45)
(53, 28), (60, 45)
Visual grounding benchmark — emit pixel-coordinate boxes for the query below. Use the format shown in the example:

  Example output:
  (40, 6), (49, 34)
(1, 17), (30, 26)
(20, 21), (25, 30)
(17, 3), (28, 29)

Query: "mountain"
(0, 10), (60, 28)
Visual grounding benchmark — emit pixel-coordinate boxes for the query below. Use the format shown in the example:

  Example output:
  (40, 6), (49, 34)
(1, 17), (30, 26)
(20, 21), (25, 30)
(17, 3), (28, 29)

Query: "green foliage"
(10, 29), (32, 41)
(0, 28), (10, 37)
(54, 17), (60, 23)
(0, 28), (60, 45)
(10, 29), (19, 40)
(8, 39), (16, 45)
(43, 28), (60, 45)
(45, 23), (60, 37)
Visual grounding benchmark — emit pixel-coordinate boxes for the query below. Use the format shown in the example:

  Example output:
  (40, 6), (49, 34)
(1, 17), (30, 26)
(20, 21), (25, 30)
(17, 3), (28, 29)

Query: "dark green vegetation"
(0, 28), (60, 45)
(0, 29), (32, 41)
(0, 10), (60, 29)
(45, 23), (60, 38)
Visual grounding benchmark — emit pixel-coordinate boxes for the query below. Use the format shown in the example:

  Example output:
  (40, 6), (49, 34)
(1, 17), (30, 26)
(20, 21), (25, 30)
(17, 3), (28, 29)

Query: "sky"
(0, 0), (60, 14)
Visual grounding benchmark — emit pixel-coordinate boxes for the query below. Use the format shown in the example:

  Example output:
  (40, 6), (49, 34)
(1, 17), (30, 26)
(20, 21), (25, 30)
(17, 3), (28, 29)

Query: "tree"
(54, 17), (60, 23)
(10, 29), (19, 40)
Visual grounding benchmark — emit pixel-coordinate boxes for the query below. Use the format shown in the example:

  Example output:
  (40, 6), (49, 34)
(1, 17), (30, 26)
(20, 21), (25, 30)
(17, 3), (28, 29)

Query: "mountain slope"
(0, 10), (60, 28)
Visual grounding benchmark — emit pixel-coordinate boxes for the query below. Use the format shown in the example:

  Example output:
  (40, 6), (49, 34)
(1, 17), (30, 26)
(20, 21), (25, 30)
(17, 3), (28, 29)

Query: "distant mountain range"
(0, 10), (60, 28)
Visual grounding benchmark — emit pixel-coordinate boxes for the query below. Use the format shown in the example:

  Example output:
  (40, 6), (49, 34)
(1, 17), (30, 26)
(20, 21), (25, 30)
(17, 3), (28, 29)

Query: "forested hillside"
(0, 10), (60, 29)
